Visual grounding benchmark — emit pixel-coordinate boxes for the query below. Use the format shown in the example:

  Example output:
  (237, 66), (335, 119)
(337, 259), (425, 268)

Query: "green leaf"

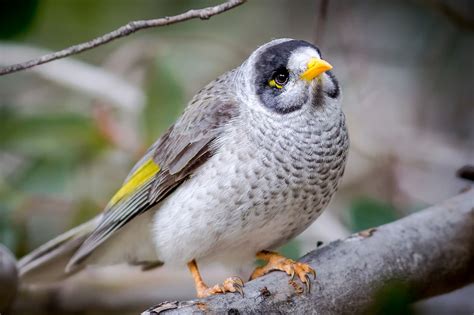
(13, 158), (73, 195)
(0, 108), (108, 195)
(0, 109), (107, 161)
(369, 281), (415, 315)
(0, 0), (39, 39)
(0, 202), (16, 251)
(143, 55), (185, 143)
(71, 198), (99, 227)
(348, 197), (399, 232)
(278, 239), (301, 261)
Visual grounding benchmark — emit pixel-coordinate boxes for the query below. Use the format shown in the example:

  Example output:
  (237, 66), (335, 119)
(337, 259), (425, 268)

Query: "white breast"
(150, 106), (348, 269)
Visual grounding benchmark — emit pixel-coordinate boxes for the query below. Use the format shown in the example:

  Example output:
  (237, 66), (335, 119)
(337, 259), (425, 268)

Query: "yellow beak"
(300, 58), (333, 81)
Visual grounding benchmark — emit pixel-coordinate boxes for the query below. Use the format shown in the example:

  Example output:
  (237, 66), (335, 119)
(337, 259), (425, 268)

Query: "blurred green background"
(0, 0), (472, 314)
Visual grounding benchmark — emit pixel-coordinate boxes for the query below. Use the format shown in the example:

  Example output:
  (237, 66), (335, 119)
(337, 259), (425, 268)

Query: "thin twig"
(0, 43), (145, 110)
(0, 0), (246, 76)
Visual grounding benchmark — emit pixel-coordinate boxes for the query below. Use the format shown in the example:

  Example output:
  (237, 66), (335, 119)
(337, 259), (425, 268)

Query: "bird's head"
(239, 38), (340, 115)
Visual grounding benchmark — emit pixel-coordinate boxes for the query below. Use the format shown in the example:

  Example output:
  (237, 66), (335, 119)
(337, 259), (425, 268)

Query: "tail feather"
(19, 217), (99, 283)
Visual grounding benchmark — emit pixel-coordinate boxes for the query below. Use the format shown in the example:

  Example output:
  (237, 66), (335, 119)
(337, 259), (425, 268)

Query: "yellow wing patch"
(108, 159), (160, 206)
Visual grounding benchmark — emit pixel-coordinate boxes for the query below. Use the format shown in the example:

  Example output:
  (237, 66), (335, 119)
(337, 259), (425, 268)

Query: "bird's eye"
(269, 68), (289, 89)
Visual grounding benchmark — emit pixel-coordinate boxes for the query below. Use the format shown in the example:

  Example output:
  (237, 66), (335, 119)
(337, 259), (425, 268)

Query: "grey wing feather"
(66, 70), (239, 270)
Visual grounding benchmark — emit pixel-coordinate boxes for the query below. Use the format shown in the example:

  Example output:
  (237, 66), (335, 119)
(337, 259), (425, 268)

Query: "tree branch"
(0, 0), (246, 76)
(143, 189), (474, 314)
(0, 244), (18, 313)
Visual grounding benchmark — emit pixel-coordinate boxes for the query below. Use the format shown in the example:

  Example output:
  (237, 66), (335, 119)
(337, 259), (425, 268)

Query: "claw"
(234, 277), (244, 287)
(222, 276), (245, 296)
(234, 283), (244, 296)
(251, 251), (317, 295)
(304, 274), (311, 293)
(188, 260), (245, 298)
(197, 277), (245, 297)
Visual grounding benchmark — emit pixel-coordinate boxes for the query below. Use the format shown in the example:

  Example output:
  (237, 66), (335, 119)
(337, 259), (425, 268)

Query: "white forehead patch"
(287, 46), (321, 72)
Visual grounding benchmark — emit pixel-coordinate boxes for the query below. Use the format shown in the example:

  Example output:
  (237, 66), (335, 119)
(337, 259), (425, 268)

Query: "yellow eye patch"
(268, 79), (283, 89)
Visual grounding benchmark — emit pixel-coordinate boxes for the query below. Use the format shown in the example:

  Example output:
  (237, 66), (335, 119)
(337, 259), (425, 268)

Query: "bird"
(19, 38), (349, 298)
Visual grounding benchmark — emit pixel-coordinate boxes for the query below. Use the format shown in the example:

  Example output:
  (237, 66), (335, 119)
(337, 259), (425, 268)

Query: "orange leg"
(250, 250), (316, 292)
(187, 260), (244, 298)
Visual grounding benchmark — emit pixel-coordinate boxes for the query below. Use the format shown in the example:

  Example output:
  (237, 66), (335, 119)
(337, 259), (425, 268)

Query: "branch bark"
(0, 244), (18, 313)
(143, 189), (474, 314)
(0, 0), (246, 76)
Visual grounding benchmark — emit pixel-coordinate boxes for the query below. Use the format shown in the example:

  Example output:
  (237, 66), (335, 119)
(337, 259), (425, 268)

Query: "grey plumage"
(19, 38), (349, 285)
(66, 70), (241, 270)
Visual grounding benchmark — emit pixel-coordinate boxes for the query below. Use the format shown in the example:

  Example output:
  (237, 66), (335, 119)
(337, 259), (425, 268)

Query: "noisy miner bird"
(19, 38), (349, 297)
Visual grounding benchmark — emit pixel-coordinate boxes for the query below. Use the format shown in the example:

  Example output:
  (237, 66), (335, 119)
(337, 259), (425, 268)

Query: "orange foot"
(250, 250), (316, 292)
(187, 260), (244, 298)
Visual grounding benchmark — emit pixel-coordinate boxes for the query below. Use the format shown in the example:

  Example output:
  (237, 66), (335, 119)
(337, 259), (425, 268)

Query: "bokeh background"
(0, 0), (473, 314)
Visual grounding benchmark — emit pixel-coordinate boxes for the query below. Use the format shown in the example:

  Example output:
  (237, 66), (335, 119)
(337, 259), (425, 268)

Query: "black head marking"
(255, 40), (319, 77)
(254, 40), (322, 114)
(326, 70), (340, 99)
(254, 40), (319, 91)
